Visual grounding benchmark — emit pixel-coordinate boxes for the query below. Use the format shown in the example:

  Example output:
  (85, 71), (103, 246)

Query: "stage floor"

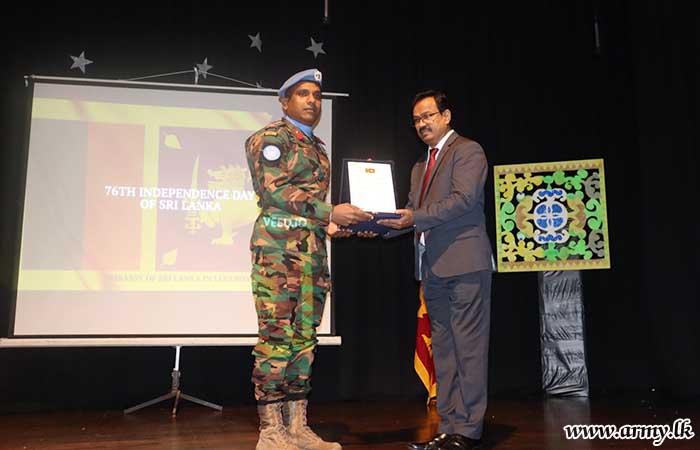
(0, 397), (697, 449)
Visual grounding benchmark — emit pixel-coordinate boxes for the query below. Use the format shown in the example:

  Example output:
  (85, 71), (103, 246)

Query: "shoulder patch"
(262, 120), (286, 137)
(262, 145), (282, 162)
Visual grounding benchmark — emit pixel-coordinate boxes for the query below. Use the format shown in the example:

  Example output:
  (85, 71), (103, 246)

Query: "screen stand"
(124, 346), (223, 416)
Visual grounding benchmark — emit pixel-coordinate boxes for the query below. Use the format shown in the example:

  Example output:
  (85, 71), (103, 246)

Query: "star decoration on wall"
(248, 32), (262, 52)
(306, 37), (326, 58)
(69, 51), (93, 74)
(196, 58), (213, 78)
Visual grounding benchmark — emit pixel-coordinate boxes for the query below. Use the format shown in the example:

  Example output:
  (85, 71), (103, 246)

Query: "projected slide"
(14, 81), (333, 336)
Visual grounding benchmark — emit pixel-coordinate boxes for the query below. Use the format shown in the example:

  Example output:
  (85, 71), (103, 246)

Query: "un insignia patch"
(262, 145), (281, 162)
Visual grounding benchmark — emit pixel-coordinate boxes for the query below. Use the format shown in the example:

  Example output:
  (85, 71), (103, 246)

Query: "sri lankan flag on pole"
(414, 284), (437, 402)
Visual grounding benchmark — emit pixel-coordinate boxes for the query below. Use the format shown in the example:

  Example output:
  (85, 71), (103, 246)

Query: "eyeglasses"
(411, 111), (442, 126)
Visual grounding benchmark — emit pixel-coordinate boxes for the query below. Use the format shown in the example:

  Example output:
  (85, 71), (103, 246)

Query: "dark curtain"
(631, 1), (699, 398)
(0, 0), (697, 412)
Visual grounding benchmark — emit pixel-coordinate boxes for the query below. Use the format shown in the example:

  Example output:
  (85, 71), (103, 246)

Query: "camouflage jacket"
(245, 119), (332, 254)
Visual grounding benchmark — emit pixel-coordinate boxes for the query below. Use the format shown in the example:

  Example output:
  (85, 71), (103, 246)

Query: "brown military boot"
(256, 403), (302, 450)
(283, 399), (342, 450)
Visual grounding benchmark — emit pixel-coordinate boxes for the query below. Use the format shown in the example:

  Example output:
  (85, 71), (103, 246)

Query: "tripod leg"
(171, 390), (181, 417)
(124, 392), (176, 415)
(180, 393), (223, 411)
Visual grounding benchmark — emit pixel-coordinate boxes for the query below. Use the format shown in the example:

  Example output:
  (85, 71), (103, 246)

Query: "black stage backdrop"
(0, 1), (697, 412)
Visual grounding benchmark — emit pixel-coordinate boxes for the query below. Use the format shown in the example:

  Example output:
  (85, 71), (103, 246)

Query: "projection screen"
(10, 77), (339, 340)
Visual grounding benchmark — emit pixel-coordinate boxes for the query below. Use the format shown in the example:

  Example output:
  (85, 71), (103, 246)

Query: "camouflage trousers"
(250, 246), (331, 403)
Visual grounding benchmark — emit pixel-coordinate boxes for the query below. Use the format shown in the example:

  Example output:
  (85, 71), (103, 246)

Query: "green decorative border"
(493, 159), (611, 272)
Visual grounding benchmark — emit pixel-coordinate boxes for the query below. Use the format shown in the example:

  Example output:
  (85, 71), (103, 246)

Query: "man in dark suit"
(380, 90), (493, 450)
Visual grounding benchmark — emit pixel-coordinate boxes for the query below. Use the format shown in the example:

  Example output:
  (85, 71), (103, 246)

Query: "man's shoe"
(442, 434), (482, 450)
(407, 433), (451, 450)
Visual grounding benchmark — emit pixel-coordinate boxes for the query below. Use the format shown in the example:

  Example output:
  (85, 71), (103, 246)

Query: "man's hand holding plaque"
(330, 203), (372, 227)
(376, 209), (414, 229)
(326, 204), (377, 238)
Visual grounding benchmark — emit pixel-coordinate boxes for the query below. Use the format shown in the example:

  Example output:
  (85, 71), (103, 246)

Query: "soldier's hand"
(356, 230), (378, 238)
(331, 203), (373, 227)
(327, 221), (353, 238)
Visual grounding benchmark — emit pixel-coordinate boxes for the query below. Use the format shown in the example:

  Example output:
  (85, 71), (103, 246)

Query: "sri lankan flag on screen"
(19, 92), (264, 292)
(415, 284), (437, 402)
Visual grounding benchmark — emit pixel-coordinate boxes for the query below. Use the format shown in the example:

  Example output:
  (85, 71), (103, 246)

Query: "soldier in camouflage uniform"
(245, 68), (371, 450)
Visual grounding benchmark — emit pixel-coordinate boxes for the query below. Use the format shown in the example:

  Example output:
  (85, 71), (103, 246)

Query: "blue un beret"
(278, 68), (322, 98)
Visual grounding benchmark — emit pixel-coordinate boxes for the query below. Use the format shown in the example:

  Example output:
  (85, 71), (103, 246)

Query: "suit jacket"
(407, 131), (492, 280)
